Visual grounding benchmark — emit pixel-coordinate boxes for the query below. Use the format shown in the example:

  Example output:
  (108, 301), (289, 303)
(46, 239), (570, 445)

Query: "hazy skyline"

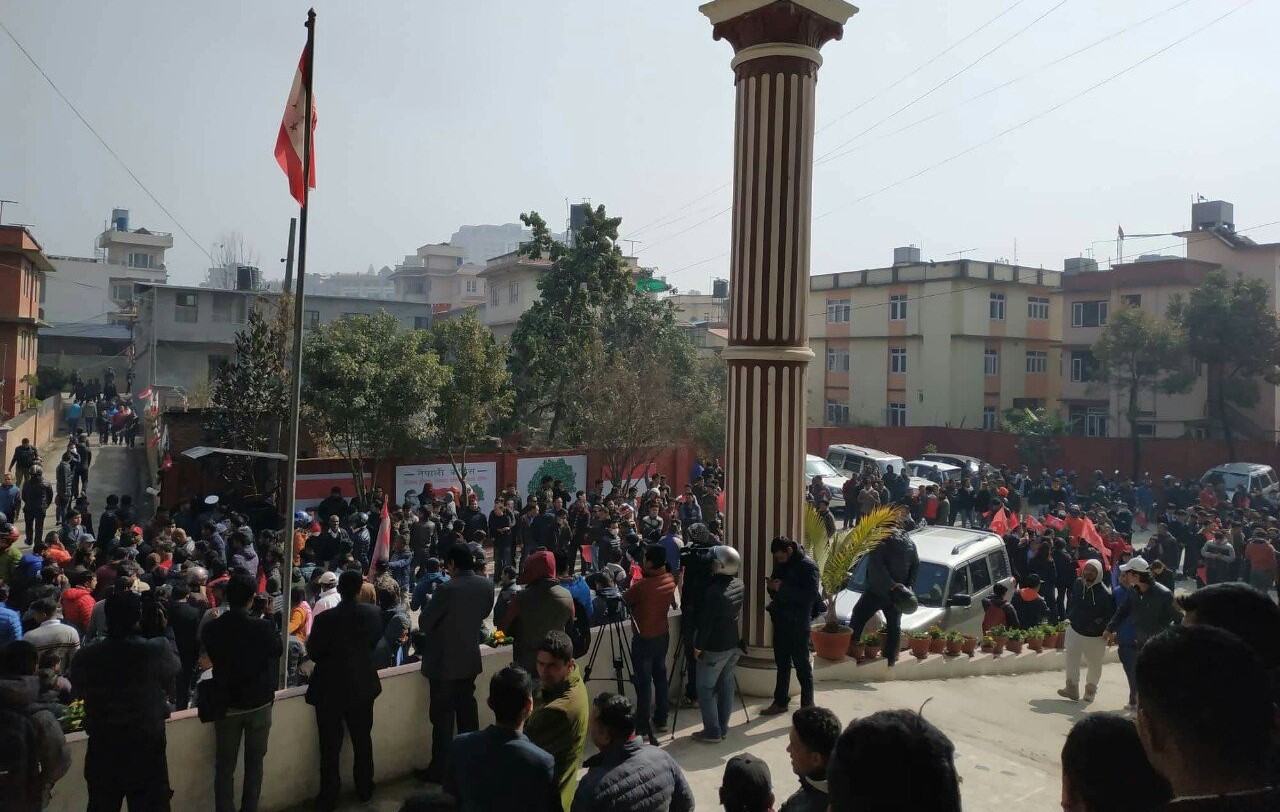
(2, 0), (1277, 294)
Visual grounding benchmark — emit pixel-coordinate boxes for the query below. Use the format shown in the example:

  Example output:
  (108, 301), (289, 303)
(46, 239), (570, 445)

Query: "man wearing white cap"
(1105, 555), (1182, 709)
(313, 571), (342, 616)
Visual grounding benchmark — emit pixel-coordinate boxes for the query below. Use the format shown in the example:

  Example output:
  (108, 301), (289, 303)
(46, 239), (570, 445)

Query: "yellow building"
(809, 250), (1062, 428)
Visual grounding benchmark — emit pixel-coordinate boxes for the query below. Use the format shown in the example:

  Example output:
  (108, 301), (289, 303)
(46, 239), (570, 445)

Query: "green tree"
(302, 311), (445, 502)
(1002, 407), (1067, 469)
(204, 304), (290, 491)
(686, 358), (727, 458)
(423, 310), (514, 497)
(508, 205), (697, 444)
(1093, 306), (1194, 477)
(1168, 271), (1280, 460)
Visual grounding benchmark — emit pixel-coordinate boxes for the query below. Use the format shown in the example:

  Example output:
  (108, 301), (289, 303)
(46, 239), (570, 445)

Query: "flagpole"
(279, 7), (315, 690)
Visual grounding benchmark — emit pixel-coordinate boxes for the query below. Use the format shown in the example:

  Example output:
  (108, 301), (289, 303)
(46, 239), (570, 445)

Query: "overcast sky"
(2, 0), (1277, 292)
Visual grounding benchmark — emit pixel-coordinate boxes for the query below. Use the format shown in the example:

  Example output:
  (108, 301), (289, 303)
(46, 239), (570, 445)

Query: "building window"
(1193, 426), (1209, 439)
(490, 286), (499, 307)
(405, 278), (427, 295)
(414, 317), (431, 330)
(1027, 296), (1050, 320)
(1025, 350), (1048, 374)
(174, 292), (199, 323)
(1070, 350), (1097, 382)
(1122, 294), (1142, 308)
(826, 400), (850, 425)
(1135, 423), (1156, 437)
(887, 402), (907, 427)
(212, 295), (246, 324)
(1085, 409), (1108, 437)
(304, 310), (320, 329)
(889, 347), (907, 373)
(982, 406), (998, 431)
(889, 294), (907, 321)
(127, 252), (153, 269)
(466, 280), (478, 294)
(109, 282), (134, 303)
(207, 354), (229, 383)
(826, 298), (850, 323)
(509, 281), (520, 304)
(989, 293), (1006, 321)
(983, 349), (999, 377)
(826, 346), (850, 372)
(1071, 300), (1109, 327)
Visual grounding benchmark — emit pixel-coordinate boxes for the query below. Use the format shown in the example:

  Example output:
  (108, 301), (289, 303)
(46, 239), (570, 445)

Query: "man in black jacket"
(20, 465), (53, 545)
(201, 572), (283, 812)
(693, 545), (743, 743)
(167, 581), (204, 710)
(761, 537), (820, 715)
(848, 529), (919, 667)
(305, 570), (384, 811)
(69, 589), (180, 811)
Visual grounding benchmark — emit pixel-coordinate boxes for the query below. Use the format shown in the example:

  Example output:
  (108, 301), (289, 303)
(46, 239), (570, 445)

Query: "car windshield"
(1204, 470), (1250, 491)
(845, 559), (950, 608)
(906, 463), (935, 478)
(806, 458), (841, 478)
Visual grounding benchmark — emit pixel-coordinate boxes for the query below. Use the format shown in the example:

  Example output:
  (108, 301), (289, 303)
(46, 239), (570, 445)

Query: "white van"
(825, 444), (906, 479)
(1200, 463), (1280, 499)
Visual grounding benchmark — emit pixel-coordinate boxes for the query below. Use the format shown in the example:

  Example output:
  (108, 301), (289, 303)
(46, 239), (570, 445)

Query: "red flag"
(1024, 514), (1043, 534)
(367, 499), (391, 577)
(275, 46), (316, 206)
(1009, 510), (1020, 530)
(989, 508), (1010, 536)
(1043, 514), (1065, 531)
(1080, 517), (1111, 565)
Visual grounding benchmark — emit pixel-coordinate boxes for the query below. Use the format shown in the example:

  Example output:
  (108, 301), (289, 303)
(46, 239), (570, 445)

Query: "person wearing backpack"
(0, 640), (71, 812)
(981, 582), (1020, 633)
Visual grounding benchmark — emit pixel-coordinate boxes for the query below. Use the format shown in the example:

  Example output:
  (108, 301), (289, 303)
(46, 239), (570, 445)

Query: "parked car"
(833, 526), (1015, 640)
(806, 454), (850, 516)
(826, 444), (906, 479)
(905, 460), (963, 484)
(1200, 463), (1280, 499)
(918, 452), (992, 478)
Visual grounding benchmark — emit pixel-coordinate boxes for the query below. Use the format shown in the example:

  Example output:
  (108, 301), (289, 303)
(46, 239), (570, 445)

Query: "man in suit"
(445, 665), (560, 812)
(305, 569), (384, 811)
(413, 544), (496, 785)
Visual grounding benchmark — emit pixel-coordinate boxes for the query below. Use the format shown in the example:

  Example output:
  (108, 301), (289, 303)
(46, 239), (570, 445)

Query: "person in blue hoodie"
(1110, 549), (1139, 710)
(409, 558), (450, 611)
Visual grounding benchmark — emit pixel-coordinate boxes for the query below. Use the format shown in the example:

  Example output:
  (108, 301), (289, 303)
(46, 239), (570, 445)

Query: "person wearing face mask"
(1057, 559), (1114, 703)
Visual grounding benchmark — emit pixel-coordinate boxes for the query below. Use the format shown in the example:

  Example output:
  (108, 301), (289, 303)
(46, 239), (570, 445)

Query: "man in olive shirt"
(525, 631), (589, 812)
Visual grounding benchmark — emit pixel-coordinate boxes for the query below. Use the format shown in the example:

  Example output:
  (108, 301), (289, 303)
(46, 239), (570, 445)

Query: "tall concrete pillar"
(700, 0), (857, 682)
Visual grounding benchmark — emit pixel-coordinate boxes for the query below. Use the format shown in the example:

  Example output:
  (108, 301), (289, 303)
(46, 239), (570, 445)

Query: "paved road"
(321, 665), (1132, 812)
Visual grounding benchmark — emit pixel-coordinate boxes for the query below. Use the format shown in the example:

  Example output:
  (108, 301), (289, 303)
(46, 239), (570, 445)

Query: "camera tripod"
(581, 608), (637, 696)
(668, 625), (751, 741)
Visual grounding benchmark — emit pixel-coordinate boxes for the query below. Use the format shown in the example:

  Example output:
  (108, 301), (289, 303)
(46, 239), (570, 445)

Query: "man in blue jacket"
(761, 536), (820, 715)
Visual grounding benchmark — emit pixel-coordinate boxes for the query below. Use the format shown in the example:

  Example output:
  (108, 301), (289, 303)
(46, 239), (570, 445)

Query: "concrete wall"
(48, 614), (680, 812)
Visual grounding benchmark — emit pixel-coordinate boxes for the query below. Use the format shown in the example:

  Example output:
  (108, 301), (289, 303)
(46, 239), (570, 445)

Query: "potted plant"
(850, 638), (867, 661)
(944, 631), (964, 657)
(1026, 626), (1046, 653)
(1055, 621), (1069, 649)
(805, 504), (905, 661)
(927, 625), (946, 655)
(861, 632), (882, 660)
(980, 635), (995, 653)
(1042, 624), (1059, 649)
(908, 630), (932, 659)
(961, 633), (978, 657)
(990, 625), (1009, 654)
(1005, 628), (1026, 654)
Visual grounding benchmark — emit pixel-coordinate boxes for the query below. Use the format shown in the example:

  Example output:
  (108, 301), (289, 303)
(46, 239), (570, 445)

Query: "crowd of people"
(0, 437), (1277, 811)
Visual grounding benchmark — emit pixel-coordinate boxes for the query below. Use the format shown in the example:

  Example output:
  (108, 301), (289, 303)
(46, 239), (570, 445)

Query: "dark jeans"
(23, 511), (44, 547)
(1118, 643), (1139, 705)
(86, 730), (171, 811)
(1050, 586), (1067, 624)
(771, 620), (813, 708)
(315, 701), (375, 809)
(680, 612), (699, 700)
(214, 704), (273, 812)
(850, 592), (904, 665)
(631, 633), (670, 735)
(492, 539), (513, 581)
(426, 677), (479, 782)
(175, 662), (195, 711)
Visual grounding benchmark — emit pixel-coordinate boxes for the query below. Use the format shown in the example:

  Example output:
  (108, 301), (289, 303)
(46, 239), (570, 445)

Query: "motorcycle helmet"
(709, 545), (741, 577)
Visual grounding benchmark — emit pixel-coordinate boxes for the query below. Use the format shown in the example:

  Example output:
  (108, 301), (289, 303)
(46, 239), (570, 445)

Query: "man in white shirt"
(24, 598), (81, 672)
(312, 570), (342, 616)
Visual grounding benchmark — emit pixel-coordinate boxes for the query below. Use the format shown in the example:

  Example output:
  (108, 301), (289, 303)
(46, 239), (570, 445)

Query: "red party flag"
(1044, 514), (1065, 531)
(989, 507), (1011, 536)
(367, 499), (391, 578)
(1080, 517), (1111, 565)
(1024, 514), (1044, 534)
(275, 44), (317, 206)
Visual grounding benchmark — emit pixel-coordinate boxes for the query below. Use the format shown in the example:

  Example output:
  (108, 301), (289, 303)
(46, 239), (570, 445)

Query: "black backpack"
(565, 597), (592, 659)
(0, 705), (42, 811)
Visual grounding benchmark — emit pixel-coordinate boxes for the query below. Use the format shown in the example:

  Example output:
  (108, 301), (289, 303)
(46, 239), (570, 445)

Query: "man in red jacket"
(60, 567), (96, 635)
(623, 545), (676, 744)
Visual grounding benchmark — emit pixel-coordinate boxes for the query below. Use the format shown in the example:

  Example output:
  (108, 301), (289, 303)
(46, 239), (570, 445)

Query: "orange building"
(0, 226), (54, 418)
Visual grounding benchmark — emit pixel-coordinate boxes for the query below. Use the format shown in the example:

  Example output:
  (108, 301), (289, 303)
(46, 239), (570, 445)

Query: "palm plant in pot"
(805, 503), (904, 662)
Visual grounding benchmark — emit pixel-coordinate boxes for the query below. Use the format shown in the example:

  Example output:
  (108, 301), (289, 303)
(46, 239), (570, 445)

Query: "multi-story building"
(666, 293), (729, 325)
(0, 226), (54, 417)
(307, 266), (397, 299)
(477, 250), (552, 342)
(449, 223), (533, 266)
(1060, 257), (1216, 438)
(131, 283), (435, 400)
(389, 243), (485, 313)
(809, 247), (1063, 429)
(41, 209), (169, 372)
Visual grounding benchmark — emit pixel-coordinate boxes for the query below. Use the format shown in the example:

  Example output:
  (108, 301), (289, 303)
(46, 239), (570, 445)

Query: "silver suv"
(834, 526), (1015, 639)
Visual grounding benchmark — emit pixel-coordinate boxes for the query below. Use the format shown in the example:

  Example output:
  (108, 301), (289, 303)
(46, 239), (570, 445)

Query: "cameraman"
(623, 546), (677, 743)
(761, 536), (819, 716)
(677, 523), (717, 706)
(692, 545), (743, 743)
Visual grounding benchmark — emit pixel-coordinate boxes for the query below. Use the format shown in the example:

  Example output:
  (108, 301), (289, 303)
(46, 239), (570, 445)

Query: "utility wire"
(0, 17), (215, 265)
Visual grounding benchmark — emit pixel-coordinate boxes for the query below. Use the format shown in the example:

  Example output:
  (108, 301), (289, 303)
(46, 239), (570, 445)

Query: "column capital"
(700, 0), (857, 53)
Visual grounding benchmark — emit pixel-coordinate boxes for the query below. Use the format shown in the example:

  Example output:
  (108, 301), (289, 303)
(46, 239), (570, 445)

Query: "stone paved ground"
(322, 663), (1131, 812)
